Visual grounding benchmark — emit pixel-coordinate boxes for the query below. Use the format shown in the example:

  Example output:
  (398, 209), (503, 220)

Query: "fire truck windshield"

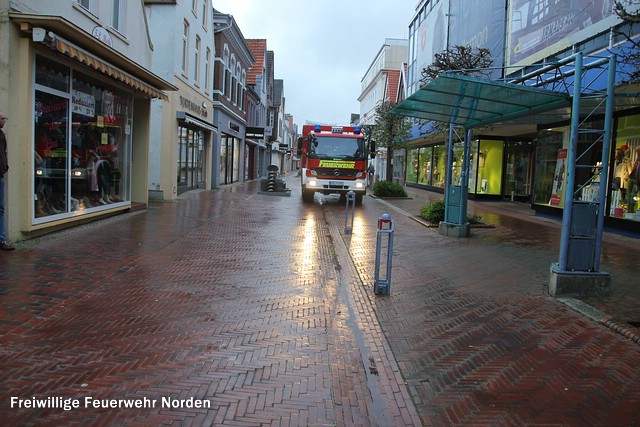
(308, 136), (365, 160)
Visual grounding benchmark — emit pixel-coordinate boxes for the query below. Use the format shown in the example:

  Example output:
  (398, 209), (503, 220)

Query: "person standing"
(0, 111), (15, 251)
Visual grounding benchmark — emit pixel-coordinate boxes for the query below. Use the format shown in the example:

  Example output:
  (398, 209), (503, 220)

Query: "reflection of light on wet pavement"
(301, 215), (316, 274)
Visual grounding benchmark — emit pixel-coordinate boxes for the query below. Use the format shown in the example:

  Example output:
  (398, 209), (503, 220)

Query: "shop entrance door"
(503, 141), (534, 202)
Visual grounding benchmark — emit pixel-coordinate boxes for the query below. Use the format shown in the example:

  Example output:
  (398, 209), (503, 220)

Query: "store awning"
(11, 13), (176, 100)
(177, 111), (217, 132)
(54, 38), (169, 100)
(392, 74), (572, 128)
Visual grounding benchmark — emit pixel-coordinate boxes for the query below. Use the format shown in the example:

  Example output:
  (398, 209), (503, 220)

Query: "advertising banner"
(413, 0), (450, 89)
(507, 0), (622, 67)
(448, 0), (507, 78)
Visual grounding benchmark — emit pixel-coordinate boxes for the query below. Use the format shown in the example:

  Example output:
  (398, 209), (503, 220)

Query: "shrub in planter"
(420, 199), (446, 224)
(420, 199), (484, 224)
(373, 181), (408, 197)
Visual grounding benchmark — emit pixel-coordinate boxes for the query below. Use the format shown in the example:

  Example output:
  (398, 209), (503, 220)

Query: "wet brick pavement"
(0, 175), (639, 426)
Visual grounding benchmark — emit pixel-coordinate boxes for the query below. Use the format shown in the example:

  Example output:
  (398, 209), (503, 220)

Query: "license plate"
(329, 181), (341, 187)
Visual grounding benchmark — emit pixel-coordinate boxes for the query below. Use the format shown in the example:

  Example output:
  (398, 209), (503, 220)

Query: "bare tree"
(371, 100), (412, 182)
(421, 45), (493, 86)
(613, 1), (640, 83)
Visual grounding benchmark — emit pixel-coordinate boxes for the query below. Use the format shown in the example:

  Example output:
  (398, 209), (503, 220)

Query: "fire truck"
(298, 124), (367, 203)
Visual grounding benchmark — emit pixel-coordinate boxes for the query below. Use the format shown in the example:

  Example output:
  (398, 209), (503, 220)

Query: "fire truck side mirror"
(297, 137), (303, 152)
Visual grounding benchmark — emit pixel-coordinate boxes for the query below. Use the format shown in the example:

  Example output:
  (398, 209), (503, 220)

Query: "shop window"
(432, 145), (446, 188)
(451, 141), (465, 186)
(407, 148), (419, 183)
(33, 55), (132, 221)
(476, 139), (503, 195)
(35, 56), (69, 92)
(420, 147), (434, 185)
(34, 91), (70, 217)
(612, 115), (640, 221)
(504, 141), (533, 199)
(533, 130), (565, 206)
(177, 126), (205, 192)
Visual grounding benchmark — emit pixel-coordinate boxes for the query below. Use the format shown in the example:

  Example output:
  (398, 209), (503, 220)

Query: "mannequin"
(613, 145), (631, 197)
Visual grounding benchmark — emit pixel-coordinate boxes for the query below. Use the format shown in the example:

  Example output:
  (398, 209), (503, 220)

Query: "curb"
(600, 318), (640, 344)
(558, 297), (640, 345)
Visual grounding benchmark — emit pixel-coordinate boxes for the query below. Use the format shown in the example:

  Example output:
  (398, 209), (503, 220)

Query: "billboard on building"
(507, 0), (623, 67)
(414, 0), (450, 87)
(448, 0), (507, 78)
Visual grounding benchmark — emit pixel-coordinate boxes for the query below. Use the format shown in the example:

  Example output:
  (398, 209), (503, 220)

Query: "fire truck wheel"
(302, 188), (315, 203)
(355, 193), (363, 204)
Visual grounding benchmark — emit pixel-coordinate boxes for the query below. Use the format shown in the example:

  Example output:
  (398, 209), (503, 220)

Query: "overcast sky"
(213, 0), (415, 128)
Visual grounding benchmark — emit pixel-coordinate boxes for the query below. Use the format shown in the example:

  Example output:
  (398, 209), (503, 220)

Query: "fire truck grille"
(316, 168), (358, 178)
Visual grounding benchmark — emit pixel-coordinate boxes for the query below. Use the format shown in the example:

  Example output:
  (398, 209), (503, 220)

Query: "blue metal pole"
(558, 52), (583, 271)
(444, 123), (455, 223)
(459, 128), (472, 225)
(593, 55), (616, 272)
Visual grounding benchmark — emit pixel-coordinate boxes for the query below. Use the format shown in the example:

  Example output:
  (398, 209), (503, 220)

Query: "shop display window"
(504, 141), (534, 199)
(33, 54), (132, 222)
(419, 146), (434, 185)
(406, 148), (418, 184)
(612, 115), (640, 222)
(34, 91), (70, 217)
(177, 126), (205, 192)
(432, 145), (446, 188)
(476, 139), (503, 195)
(533, 130), (565, 206)
(451, 141), (464, 186)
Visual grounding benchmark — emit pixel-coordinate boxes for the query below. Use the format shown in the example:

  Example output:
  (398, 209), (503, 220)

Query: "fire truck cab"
(298, 125), (367, 204)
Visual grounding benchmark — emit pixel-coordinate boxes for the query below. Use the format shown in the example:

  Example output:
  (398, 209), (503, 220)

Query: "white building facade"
(358, 38), (408, 182)
(146, 0), (217, 199)
(1, 0), (174, 242)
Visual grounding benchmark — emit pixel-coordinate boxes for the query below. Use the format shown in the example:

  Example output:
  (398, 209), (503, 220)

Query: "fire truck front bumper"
(305, 179), (366, 194)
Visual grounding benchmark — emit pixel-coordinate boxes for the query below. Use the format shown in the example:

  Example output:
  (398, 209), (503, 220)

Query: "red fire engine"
(298, 124), (367, 203)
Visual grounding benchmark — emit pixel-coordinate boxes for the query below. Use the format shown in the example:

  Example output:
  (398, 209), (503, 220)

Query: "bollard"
(344, 191), (356, 234)
(373, 213), (394, 295)
(266, 165), (278, 192)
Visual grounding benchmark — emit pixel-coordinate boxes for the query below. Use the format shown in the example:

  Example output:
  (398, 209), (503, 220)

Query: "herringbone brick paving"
(0, 180), (418, 426)
(1, 175), (639, 426)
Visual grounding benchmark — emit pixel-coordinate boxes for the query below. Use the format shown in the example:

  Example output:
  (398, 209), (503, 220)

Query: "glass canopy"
(392, 74), (573, 128)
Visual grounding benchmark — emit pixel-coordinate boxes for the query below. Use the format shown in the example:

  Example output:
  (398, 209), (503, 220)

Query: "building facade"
(358, 38), (408, 183)
(212, 11), (254, 187)
(245, 38), (269, 180)
(1, 0), (174, 242)
(402, 0), (640, 231)
(146, 0), (217, 200)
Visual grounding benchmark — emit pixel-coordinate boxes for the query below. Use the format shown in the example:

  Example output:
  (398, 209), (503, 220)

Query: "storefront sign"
(72, 90), (95, 117)
(92, 26), (113, 47)
(179, 95), (207, 118)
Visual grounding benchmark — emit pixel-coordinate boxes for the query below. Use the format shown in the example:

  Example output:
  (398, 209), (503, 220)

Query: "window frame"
(194, 35), (201, 84)
(182, 20), (189, 76)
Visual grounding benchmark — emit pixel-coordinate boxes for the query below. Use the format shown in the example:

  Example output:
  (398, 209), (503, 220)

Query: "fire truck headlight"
(355, 182), (364, 188)
(308, 180), (318, 187)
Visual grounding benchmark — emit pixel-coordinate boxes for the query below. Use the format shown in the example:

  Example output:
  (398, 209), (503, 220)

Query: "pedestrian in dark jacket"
(0, 111), (15, 251)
